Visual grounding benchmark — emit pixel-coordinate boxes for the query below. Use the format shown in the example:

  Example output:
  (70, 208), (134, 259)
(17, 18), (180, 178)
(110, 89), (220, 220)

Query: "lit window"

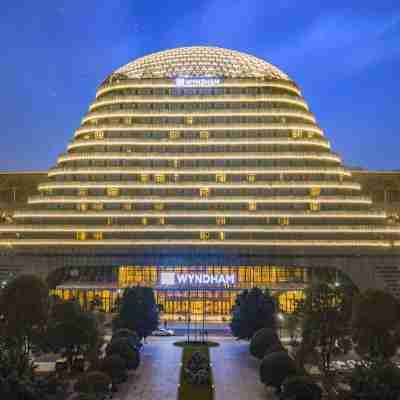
(142, 217), (148, 225)
(123, 203), (132, 211)
(291, 129), (302, 139)
(248, 201), (257, 211)
(219, 232), (225, 241)
(78, 189), (88, 197)
(158, 217), (165, 225)
(307, 132), (314, 138)
(92, 203), (104, 211)
(216, 174), (226, 184)
(154, 203), (164, 211)
(77, 203), (88, 212)
(93, 232), (103, 240)
(200, 188), (209, 198)
(94, 131), (104, 140)
(247, 174), (256, 183)
(75, 232), (87, 241)
(185, 116), (193, 125)
(83, 134), (90, 140)
(155, 174), (166, 184)
(216, 217), (226, 225)
(173, 159), (179, 168)
(140, 174), (149, 183)
(310, 203), (320, 211)
(339, 174), (344, 182)
(310, 187), (321, 197)
(279, 217), (290, 226)
(200, 131), (209, 140)
(107, 217), (113, 225)
(107, 187), (120, 197)
(125, 117), (133, 124)
(169, 131), (180, 140)
(200, 231), (210, 240)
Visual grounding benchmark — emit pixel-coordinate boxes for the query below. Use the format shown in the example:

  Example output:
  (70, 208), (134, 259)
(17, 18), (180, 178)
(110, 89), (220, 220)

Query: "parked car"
(152, 328), (175, 336)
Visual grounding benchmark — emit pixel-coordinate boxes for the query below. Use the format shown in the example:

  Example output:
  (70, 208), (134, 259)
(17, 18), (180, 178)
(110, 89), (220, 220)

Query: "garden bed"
(177, 342), (215, 400)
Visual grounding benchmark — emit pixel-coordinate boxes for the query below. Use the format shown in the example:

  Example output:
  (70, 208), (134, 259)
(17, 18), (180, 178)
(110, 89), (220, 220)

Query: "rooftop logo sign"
(175, 77), (223, 87)
(160, 271), (235, 286)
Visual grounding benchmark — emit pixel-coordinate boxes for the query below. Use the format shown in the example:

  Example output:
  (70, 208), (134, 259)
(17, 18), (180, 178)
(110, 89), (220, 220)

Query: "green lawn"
(178, 343), (214, 400)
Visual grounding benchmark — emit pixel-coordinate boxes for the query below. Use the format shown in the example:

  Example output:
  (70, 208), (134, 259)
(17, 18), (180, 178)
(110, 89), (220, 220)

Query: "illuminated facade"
(1, 47), (400, 317)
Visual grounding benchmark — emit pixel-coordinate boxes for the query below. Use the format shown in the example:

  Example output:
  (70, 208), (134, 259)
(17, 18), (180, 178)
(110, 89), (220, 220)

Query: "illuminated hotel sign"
(175, 77), (223, 87)
(160, 271), (235, 286)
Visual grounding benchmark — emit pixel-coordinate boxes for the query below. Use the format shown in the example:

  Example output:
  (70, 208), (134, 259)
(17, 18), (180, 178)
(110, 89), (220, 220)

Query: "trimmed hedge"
(100, 354), (128, 384)
(281, 375), (322, 400)
(74, 371), (111, 395)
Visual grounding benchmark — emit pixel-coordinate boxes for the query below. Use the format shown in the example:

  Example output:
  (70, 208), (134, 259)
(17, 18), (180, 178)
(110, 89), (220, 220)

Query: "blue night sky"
(1, 1), (399, 171)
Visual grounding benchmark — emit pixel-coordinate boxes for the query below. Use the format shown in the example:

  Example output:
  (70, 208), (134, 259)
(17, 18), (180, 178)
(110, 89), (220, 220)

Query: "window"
(200, 131), (209, 140)
(248, 201), (257, 211)
(291, 129), (302, 139)
(158, 217), (165, 225)
(310, 187), (321, 197)
(169, 131), (180, 140)
(200, 187), (209, 198)
(185, 116), (193, 125)
(142, 217), (148, 225)
(219, 232), (225, 241)
(216, 216), (226, 225)
(310, 203), (320, 211)
(94, 131), (104, 140)
(279, 217), (290, 226)
(140, 174), (149, 183)
(247, 174), (256, 183)
(173, 159), (179, 168)
(123, 203), (132, 211)
(78, 189), (88, 197)
(216, 174), (226, 184)
(75, 231), (87, 241)
(93, 232), (103, 240)
(76, 203), (88, 212)
(200, 231), (210, 240)
(155, 174), (166, 184)
(107, 187), (120, 197)
(307, 132), (314, 138)
(154, 203), (164, 211)
(92, 203), (104, 211)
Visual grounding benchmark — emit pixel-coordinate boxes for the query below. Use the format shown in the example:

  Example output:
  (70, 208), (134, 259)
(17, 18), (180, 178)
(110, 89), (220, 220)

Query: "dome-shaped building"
(1, 46), (400, 316)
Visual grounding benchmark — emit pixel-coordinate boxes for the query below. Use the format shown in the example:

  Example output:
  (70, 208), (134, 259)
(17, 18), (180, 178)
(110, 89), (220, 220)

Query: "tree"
(349, 360), (400, 400)
(230, 287), (276, 340)
(112, 287), (159, 339)
(46, 300), (101, 371)
(352, 289), (400, 360)
(112, 328), (140, 350)
(0, 274), (48, 355)
(249, 328), (282, 359)
(259, 351), (297, 392)
(293, 282), (353, 392)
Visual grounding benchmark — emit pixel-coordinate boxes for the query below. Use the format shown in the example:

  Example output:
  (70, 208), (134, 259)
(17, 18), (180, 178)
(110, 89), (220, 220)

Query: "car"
(152, 328), (175, 336)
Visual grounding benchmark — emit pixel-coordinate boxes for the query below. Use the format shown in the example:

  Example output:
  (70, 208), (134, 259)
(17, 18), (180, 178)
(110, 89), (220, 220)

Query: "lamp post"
(277, 312), (285, 339)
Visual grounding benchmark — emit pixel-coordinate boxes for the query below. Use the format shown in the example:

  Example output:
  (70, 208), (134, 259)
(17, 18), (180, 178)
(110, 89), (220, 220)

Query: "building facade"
(1, 47), (400, 319)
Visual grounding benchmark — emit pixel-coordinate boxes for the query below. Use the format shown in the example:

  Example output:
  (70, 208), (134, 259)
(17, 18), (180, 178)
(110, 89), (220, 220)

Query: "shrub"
(184, 351), (210, 385)
(281, 375), (322, 400)
(112, 328), (141, 349)
(100, 354), (127, 384)
(259, 351), (297, 391)
(249, 328), (281, 359)
(74, 371), (111, 395)
(106, 338), (140, 370)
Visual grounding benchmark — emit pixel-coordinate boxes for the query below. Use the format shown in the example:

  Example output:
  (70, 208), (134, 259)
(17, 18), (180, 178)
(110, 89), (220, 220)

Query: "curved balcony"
(58, 151), (341, 163)
(28, 195), (372, 205)
(89, 94), (309, 111)
(74, 122), (324, 138)
(37, 181), (361, 191)
(95, 79), (302, 98)
(81, 109), (316, 125)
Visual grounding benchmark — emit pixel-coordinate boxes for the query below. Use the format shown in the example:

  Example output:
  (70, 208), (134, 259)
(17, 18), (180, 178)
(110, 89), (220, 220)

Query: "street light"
(277, 312), (285, 338)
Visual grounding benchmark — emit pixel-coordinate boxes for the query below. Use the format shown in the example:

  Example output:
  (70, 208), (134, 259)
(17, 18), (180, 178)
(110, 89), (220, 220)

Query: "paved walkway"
(210, 339), (277, 400)
(119, 337), (181, 400)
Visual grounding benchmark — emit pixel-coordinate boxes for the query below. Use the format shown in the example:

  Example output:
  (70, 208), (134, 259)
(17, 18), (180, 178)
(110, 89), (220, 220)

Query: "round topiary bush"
(281, 375), (322, 400)
(74, 371), (111, 396)
(112, 328), (141, 349)
(250, 328), (281, 359)
(259, 351), (297, 391)
(100, 354), (127, 384)
(106, 338), (141, 370)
